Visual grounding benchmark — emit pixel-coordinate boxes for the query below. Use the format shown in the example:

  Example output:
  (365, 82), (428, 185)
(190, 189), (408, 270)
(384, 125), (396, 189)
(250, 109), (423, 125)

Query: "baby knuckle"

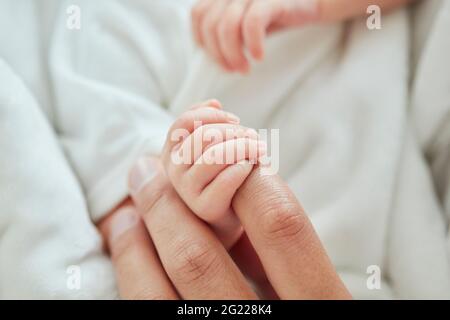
(191, 5), (202, 20)
(193, 124), (208, 142)
(204, 15), (220, 33)
(191, 0), (209, 20)
(214, 109), (232, 123)
(181, 171), (201, 196)
(231, 162), (252, 179)
(230, 8), (244, 27)
(193, 199), (213, 220)
(171, 240), (221, 285)
(203, 108), (222, 125)
(171, 110), (196, 132)
(243, 11), (262, 32)
(217, 21), (228, 40)
(167, 162), (180, 182)
(110, 238), (134, 264)
(220, 16), (239, 36)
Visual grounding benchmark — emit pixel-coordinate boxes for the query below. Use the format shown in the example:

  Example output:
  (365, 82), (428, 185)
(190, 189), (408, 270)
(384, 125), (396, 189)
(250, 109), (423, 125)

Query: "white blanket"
(0, 60), (116, 298)
(0, 0), (449, 299)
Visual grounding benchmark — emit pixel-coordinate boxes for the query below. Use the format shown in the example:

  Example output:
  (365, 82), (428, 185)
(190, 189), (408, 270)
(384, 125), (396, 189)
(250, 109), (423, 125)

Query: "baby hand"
(192, 0), (320, 73)
(161, 100), (266, 248)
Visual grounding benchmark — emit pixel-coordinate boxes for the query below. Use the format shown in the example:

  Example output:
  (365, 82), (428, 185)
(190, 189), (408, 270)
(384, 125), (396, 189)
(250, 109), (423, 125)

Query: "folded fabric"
(0, 60), (116, 298)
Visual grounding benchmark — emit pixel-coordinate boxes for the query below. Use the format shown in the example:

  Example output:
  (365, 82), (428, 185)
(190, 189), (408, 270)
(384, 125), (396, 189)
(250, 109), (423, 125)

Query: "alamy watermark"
(66, 265), (81, 290)
(367, 5), (382, 30)
(66, 5), (81, 30)
(366, 265), (381, 290)
(170, 121), (279, 176)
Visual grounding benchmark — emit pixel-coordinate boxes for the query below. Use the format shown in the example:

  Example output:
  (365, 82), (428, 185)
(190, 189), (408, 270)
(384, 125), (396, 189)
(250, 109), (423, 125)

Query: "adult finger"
(99, 206), (179, 300)
(230, 234), (279, 299)
(128, 157), (258, 300)
(233, 167), (352, 299)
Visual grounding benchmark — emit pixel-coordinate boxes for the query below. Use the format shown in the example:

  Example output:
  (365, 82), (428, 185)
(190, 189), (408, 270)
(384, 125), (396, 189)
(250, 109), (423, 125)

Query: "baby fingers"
(242, 0), (276, 61)
(200, 0), (232, 71)
(193, 0), (253, 73)
(167, 124), (258, 188)
(197, 160), (254, 223)
(217, 0), (252, 73)
(162, 106), (240, 162)
(191, 0), (215, 46)
(185, 137), (267, 197)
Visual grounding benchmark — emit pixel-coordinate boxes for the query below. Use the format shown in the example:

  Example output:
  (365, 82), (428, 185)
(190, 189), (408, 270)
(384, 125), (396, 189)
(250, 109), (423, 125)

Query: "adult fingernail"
(129, 157), (158, 195)
(109, 207), (139, 244)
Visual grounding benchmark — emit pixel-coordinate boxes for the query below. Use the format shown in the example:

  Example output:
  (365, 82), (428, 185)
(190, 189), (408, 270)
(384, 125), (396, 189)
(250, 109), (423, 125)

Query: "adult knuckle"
(139, 183), (174, 221)
(258, 198), (309, 246)
(235, 173), (312, 246)
(170, 239), (221, 285)
(111, 235), (137, 265)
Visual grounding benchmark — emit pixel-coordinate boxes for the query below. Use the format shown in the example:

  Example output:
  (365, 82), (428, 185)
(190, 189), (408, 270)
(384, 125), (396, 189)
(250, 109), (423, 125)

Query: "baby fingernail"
(129, 157), (158, 195)
(246, 128), (259, 139)
(109, 207), (139, 244)
(258, 141), (268, 154)
(225, 112), (240, 124)
(206, 99), (222, 109)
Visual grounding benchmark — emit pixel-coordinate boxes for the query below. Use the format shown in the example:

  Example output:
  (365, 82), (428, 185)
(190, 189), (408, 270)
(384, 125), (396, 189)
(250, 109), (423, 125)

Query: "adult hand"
(99, 157), (351, 299)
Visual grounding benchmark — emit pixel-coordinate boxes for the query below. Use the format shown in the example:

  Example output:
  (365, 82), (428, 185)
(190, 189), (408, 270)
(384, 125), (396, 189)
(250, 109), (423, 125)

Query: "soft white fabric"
(411, 0), (450, 218)
(0, 0), (116, 299)
(0, 0), (449, 299)
(0, 61), (116, 299)
(409, 0), (450, 297)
